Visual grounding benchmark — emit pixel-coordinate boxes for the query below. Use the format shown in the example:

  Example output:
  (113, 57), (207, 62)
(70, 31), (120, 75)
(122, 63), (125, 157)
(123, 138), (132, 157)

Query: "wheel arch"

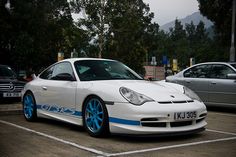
(82, 94), (106, 114)
(81, 94), (110, 137)
(22, 89), (38, 121)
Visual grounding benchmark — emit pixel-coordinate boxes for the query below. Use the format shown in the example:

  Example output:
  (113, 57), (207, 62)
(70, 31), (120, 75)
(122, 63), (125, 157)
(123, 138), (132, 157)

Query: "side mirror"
(184, 72), (190, 77)
(52, 73), (76, 81)
(227, 73), (236, 79)
(32, 74), (37, 80)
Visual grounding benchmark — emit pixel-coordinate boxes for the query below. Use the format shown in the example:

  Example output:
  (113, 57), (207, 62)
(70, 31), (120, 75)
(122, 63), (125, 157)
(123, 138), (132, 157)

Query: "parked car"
(22, 58), (207, 137)
(0, 65), (25, 102)
(166, 62), (236, 108)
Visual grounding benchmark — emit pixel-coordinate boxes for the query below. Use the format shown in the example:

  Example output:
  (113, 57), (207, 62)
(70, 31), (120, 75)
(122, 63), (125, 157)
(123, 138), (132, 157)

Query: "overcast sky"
(143, 0), (199, 26)
(72, 0), (200, 26)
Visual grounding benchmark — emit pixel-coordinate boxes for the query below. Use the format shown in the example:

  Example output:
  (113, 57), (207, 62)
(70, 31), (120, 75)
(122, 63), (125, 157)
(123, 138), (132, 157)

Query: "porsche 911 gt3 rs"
(22, 58), (207, 137)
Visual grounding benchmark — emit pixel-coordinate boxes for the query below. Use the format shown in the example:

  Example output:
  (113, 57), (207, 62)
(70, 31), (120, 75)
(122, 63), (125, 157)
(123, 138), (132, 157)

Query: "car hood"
(0, 78), (26, 85)
(89, 80), (191, 102)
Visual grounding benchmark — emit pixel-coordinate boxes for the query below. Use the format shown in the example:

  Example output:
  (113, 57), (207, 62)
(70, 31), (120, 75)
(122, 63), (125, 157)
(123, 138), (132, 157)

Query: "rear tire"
(82, 96), (109, 137)
(23, 91), (37, 121)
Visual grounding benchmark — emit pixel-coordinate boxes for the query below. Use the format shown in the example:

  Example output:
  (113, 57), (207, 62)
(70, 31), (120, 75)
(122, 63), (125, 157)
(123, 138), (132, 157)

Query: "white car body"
(22, 58), (207, 136)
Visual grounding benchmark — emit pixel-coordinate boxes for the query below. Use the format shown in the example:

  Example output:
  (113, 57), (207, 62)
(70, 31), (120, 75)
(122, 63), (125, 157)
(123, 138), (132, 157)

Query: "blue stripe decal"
(37, 104), (139, 125)
(37, 104), (82, 117)
(109, 117), (140, 126)
(72, 111), (82, 116)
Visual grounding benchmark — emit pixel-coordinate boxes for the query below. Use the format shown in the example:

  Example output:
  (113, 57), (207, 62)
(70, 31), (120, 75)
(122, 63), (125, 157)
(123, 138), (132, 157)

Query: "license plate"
(3, 93), (21, 97)
(174, 111), (197, 120)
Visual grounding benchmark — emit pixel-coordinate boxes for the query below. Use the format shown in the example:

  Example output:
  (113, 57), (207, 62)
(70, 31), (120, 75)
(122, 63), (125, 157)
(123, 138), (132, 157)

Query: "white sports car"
(22, 58), (207, 137)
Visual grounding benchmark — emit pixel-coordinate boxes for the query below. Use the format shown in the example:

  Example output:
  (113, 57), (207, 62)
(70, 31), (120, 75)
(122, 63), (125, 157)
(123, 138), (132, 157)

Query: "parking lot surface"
(0, 104), (236, 157)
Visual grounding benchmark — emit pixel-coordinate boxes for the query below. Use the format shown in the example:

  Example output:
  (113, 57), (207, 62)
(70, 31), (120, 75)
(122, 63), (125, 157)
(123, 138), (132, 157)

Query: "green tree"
(0, 0), (87, 73)
(169, 19), (188, 68)
(104, 0), (154, 74)
(195, 21), (208, 41)
(185, 21), (196, 42)
(169, 19), (186, 41)
(71, 0), (154, 73)
(71, 0), (109, 58)
(198, 0), (233, 48)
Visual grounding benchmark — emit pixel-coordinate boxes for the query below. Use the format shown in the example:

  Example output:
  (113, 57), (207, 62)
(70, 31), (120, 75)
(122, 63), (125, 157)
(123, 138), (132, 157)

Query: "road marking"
(0, 120), (109, 156)
(1, 120), (236, 157)
(206, 129), (236, 136)
(106, 136), (236, 157)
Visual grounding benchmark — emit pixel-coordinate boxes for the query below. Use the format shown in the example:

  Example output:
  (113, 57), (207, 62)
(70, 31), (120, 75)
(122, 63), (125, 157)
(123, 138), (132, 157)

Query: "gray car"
(166, 62), (236, 108)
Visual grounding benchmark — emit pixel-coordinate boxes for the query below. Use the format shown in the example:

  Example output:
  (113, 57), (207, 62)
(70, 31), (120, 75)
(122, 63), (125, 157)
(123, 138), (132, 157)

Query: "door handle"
(185, 81), (191, 83)
(42, 86), (47, 90)
(211, 82), (216, 85)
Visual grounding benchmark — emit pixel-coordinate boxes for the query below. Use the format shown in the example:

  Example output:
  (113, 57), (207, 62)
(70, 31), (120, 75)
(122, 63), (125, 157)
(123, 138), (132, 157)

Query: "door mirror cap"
(227, 73), (236, 79)
(52, 73), (76, 81)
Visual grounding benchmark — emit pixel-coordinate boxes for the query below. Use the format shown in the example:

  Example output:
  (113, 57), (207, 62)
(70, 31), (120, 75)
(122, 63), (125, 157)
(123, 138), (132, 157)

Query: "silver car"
(166, 62), (236, 108)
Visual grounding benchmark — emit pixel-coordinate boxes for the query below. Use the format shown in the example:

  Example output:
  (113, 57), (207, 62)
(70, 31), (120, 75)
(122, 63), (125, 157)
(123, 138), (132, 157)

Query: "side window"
(51, 62), (75, 80)
(184, 65), (210, 78)
(209, 64), (235, 79)
(39, 62), (75, 80)
(39, 66), (54, 80)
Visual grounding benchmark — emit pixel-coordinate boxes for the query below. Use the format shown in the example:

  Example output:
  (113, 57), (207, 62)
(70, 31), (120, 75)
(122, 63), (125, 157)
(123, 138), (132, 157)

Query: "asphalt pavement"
(0, 102), (236, 157)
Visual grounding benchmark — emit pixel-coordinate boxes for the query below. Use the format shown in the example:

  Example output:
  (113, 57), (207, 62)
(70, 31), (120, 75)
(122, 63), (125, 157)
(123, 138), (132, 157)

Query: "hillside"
(160, 12), (213, 32)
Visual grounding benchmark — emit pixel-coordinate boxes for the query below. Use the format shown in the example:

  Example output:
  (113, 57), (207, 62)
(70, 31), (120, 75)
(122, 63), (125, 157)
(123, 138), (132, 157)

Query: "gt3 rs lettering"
(37, 104), (77, 116)
(37, 104), (141, 126)
(41, 104), (50, 111)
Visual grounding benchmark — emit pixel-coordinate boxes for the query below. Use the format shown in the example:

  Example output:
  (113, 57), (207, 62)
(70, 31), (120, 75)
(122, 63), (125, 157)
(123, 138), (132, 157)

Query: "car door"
(181, 64), (211, 103)
(37, 62), (77, 116)
(208, 64), (236, 106)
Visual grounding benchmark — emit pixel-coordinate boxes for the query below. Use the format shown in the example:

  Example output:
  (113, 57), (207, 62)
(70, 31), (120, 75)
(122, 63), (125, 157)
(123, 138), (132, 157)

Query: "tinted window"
(52, 62), (74, 78)
(74, 60), (142, 81)
(209, 64), (236, 79)
(184, 64), (210, 78)
(40, 66), (54, 79)
(40, 62), (74, 80)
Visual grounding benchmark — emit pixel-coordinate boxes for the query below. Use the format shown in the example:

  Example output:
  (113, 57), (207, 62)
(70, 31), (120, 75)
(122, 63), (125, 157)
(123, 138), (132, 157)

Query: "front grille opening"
(199, 113), (207, 118)
(158, 101), (172, 104)
(141, 118), (159, 121)
(173, 101), (187, 103)
(141, 122), (166, 127)
(187, 100), (194, 103)
(170, 121), (192, 127)
(158, 100), (193, 104)
(0, 84), (24, 92)
(196, 118), (205, 123)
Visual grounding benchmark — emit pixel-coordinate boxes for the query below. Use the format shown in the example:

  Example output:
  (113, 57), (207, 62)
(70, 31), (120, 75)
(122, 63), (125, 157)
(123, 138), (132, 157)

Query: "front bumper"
(107, 101), (207, 135)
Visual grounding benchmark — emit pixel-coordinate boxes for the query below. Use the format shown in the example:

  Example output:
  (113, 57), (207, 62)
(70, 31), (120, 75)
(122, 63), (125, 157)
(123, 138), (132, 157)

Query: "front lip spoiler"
(111, 127), (206, 138)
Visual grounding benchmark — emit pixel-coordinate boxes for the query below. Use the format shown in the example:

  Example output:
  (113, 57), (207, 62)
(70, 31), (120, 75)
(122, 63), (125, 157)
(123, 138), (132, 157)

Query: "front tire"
(23, 91), (37, 121)
(82, 96), (109, 137)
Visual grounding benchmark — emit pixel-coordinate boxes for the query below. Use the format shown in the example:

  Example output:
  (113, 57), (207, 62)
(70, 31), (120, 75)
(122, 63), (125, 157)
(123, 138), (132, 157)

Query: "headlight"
(183, 86), (202, 102)
(119, 87), (154, 105)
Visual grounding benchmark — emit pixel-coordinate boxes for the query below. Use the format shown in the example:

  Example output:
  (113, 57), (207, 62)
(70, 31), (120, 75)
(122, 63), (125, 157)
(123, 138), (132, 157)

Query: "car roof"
(194, 62), (236, 65)
(176, 62), (236, 75)
(190, 62), (236, 68)
(60, 58), (117, 63)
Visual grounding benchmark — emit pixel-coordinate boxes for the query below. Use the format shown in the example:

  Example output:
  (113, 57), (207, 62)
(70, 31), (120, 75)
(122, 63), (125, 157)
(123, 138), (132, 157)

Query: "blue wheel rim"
(85, 98), (104, 133)
(23, 95), (34, 119)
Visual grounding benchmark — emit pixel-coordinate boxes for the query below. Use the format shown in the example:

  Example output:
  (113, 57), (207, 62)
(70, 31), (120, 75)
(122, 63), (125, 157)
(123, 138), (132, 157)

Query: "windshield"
(74, 60), (143, 81)
(0, 65), (16, 79)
